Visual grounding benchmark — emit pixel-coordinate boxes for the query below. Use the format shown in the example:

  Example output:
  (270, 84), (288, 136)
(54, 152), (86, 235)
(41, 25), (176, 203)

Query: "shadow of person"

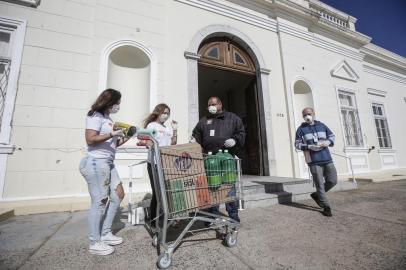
(283, 202), (321, 213)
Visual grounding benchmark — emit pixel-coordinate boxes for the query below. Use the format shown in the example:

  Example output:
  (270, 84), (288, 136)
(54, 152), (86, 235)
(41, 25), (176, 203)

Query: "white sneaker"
(101, 232), (123, 246)
(89, 241), (114, 256)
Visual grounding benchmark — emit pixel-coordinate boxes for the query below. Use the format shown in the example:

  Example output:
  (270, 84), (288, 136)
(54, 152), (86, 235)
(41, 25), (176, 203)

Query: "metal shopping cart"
(136, 129), (242, 269)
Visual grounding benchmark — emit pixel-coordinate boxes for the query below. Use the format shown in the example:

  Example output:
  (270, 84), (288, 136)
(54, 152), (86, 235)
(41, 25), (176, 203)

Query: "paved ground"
(1, 180), (405, 270)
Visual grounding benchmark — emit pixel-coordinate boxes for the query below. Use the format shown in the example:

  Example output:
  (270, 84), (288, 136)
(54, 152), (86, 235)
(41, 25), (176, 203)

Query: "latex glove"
(224, 138), (236, 148)
(110, 129), (124, 138)
(308, 144), (322, 151)
(171, 120), (178, 131)
(318, 140), (331, 148)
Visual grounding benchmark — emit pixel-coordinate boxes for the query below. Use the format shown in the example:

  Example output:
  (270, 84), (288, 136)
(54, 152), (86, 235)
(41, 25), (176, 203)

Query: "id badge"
(210, 129), (215, 136)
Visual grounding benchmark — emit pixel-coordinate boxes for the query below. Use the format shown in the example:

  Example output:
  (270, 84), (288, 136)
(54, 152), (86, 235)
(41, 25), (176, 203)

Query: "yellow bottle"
(113, 122), (137, 137)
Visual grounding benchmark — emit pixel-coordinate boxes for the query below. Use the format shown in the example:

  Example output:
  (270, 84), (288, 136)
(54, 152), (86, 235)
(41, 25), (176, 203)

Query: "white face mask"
(304, 115), (313, 123)
(159, 113), (169, 122)
(111, 104), (120, 114)
(208, 105), (217, 114)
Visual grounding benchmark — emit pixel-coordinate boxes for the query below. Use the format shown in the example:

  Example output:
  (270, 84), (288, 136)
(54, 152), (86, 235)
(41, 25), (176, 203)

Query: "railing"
(309, 4), (349, 28)
(331, 152), (357, 186)
(0, 58), (11, 132)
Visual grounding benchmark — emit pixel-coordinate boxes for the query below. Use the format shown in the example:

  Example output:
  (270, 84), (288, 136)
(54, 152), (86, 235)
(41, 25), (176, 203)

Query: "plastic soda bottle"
(204, 152), (222, 188)
(222, 150), (237, 184)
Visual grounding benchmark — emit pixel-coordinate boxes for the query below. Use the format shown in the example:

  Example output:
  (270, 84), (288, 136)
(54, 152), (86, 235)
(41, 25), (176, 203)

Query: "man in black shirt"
(192, 96), (245, 222)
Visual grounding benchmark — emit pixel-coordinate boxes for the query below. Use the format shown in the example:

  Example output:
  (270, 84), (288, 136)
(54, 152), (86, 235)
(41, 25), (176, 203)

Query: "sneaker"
(101, 232), (123, 246)
(310, 192), (323, 208)
(89, 241), (114, 256)
(322, 207), (332, 217)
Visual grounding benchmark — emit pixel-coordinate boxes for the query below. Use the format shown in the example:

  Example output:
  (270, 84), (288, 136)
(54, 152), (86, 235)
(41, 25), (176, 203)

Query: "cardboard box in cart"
(160, 143), (205, 181)
(166, 174), (212, 215)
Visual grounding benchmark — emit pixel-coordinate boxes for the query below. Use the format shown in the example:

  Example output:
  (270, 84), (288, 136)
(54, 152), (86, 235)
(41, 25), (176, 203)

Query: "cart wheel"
(152, 234), (159, 247)
(224, 233), (237, 247)
(157, 253), (172, 269)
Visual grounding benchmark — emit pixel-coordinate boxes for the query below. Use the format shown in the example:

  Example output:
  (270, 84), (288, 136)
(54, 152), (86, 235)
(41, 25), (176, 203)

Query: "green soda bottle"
(222, 150), (237, 184)
(204, 152), (222, 188)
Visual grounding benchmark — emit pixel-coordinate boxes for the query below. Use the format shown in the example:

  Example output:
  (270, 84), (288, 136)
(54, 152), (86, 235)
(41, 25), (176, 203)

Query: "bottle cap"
(224, 150), (229, 153)
(208, 151), (212, 155)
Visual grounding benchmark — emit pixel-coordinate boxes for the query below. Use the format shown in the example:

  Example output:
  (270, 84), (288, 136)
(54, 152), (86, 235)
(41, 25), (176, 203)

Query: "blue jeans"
(209, 187), (240, 222)
(79, 156), (122, 244)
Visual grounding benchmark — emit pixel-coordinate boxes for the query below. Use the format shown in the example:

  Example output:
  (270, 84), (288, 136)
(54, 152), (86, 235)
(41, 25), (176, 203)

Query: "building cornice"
(0, 0), (40, 7)
(175, 0), (277, 32)
(361, 43), (406, 74)
(363, 64), (406, 84)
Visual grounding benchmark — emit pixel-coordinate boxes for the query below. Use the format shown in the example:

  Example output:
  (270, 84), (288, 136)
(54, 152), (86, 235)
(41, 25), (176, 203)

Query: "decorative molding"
(277, 21), (312, 41)
(312, 36), (364, 61)
(0, 144), (15, 154)
(175, 0), (277, 32)
(259, 68), (271, 75)
(330, 60), (359, 82)
(184, 51), (201, 60)
(378, 148), (396, 154)
(367, 88), (387, 97)
(361, 43), (406, 71)
(1, 0), (40, 7)
(363, 64), (406, 84)
(344, 148), (369, 154)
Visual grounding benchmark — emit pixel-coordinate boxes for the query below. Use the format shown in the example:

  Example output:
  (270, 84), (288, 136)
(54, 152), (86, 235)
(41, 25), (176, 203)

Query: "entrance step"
(240, 176), (357, 208)
(0, 208), (14, 222)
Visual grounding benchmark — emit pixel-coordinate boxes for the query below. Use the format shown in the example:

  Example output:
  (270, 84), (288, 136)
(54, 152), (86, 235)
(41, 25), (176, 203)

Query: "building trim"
(98, 38), (158, 111)
(312, 36), (364, 61)
(175, 0), (277, 32)
(363, 64), (406, 84)
(367, 88), (387, 97)
(277, 21), (312, 41)
(330, 60), (359, 82)
(1, 0), (40, 7)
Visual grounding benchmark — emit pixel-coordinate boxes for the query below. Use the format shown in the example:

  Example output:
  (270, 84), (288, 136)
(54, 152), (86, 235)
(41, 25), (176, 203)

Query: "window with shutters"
(338, 91), (364, 147)
(372, 103), (392, 148)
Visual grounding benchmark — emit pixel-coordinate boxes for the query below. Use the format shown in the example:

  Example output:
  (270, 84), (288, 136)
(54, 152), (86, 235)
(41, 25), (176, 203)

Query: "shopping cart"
(137, 129), (242, 269)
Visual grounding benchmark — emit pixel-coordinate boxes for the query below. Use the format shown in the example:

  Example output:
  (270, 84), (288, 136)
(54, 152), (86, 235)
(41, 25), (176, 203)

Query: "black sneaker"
(322, 207), (332, 217)
(310, 192), (323, 208)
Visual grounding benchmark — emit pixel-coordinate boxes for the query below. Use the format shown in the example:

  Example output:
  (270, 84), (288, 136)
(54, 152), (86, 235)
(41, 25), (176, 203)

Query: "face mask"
(208, 105), (217, 114)
(111, 104), (120, 114)
(159, 113), (169, 122)
(304, 115), (313, 123)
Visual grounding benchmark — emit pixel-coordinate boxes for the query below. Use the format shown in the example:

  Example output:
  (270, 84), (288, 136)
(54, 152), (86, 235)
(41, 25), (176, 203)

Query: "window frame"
(371, 102), (392, 149)
(336, 88), (365, 149)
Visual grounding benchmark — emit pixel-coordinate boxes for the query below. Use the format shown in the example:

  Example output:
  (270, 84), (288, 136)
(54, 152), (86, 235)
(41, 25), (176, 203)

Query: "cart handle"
(136, 128), (156, 137)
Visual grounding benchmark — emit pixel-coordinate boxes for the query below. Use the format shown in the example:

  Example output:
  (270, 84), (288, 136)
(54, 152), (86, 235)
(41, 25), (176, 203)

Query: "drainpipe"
(276, 19), (298, 178)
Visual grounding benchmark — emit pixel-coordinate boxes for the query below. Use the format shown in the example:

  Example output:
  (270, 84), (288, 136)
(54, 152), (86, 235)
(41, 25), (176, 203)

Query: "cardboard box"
(209, 184), (235, 205)
(159, 143), (205, 181)
(166, 174), (211, 215)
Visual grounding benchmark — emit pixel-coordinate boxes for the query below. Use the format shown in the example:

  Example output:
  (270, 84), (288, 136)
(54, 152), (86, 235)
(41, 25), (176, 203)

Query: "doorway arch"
(185, 25), (276, 176)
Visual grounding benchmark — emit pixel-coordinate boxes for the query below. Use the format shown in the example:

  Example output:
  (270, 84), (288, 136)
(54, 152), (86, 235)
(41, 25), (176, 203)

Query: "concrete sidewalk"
(1, 181), (405, 270)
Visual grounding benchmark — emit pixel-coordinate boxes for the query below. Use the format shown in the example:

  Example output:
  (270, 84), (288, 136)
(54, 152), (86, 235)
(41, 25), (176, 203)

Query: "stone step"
(239, 175), (357, 209)
(0, 208), (14, 222)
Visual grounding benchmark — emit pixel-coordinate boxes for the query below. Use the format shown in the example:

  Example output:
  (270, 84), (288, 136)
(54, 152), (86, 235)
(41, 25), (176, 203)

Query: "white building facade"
(0, 0), (405, 212)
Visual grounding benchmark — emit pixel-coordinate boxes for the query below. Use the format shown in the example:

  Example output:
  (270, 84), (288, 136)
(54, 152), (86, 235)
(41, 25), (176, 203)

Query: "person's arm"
(325, 124), (335, 147)
(85, 129), (123, 146)
(294, 128), (307, 151)
(231, 117), (246, 148)
(192, 121), (203, 144)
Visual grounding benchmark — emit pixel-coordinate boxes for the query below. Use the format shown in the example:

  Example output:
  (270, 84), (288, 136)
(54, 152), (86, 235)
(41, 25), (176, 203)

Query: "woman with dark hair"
(143, 103), (178, 228)
(79, 88), (130, 255)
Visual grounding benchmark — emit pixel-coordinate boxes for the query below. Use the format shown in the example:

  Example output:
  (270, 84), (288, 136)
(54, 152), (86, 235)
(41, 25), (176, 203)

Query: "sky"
(321, 0), (406, 57)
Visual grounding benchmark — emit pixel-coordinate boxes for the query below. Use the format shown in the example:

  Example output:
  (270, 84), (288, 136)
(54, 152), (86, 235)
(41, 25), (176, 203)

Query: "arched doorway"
(198, 37), (263, 175)
(292, 79), (315, 178)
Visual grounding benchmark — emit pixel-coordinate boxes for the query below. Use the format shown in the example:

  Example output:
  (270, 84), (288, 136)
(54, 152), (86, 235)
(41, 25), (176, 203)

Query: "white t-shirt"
(146, 121), (173, 162)
(86, 112), (118, 160)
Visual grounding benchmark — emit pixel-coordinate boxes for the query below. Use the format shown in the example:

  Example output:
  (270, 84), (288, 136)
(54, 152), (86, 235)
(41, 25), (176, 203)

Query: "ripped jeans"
(79, 156), (122, 244)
